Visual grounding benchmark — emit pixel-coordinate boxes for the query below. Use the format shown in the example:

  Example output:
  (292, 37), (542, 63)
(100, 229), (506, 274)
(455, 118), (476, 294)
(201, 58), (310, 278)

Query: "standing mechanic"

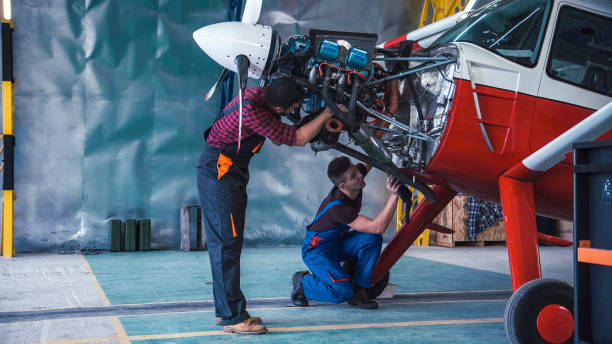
(291, 156), (401, 309)
(197, 77), (344, 335)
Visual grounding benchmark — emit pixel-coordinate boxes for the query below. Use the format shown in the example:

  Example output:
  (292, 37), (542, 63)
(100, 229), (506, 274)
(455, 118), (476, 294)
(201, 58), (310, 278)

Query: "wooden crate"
(428, 195), (506, 247)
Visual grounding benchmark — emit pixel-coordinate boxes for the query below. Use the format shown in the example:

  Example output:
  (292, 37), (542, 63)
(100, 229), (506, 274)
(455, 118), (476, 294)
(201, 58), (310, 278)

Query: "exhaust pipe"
(351, 126), (393, 163)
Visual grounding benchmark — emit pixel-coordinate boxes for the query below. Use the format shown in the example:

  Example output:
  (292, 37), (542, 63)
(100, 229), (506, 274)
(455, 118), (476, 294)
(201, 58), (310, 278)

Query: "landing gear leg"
(499, 175), (575, 343)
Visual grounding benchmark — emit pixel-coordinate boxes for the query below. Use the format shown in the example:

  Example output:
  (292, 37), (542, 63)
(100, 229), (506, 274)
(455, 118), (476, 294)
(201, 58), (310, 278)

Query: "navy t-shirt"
(308, 164), (368, 232)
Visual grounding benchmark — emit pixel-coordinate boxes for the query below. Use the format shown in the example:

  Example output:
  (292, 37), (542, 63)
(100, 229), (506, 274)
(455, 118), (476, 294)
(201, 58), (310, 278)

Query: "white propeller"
(197, 0), (265, 102)
(194, 0), (266, 153)
(241, 0), (262, 24)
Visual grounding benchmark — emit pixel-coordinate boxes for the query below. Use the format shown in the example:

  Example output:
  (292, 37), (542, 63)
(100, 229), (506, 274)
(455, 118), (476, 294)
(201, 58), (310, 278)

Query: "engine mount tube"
(347, 76), (360, 132)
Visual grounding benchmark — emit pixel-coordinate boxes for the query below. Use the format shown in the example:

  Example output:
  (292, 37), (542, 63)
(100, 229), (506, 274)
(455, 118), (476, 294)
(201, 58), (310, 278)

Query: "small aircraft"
(192, 0), (612, 343)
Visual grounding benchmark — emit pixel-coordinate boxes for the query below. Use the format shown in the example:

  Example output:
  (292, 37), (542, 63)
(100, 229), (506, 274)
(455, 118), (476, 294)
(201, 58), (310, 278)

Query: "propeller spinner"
(193, 0), (279, 100)
(193, 22), (279, 82)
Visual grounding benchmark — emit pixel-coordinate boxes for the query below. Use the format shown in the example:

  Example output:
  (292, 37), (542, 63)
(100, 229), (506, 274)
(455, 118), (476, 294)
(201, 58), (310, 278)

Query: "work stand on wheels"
(573, 139), (612, 344)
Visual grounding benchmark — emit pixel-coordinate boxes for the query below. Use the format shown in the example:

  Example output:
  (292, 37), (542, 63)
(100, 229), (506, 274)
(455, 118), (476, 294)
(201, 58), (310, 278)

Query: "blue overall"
(301, 199), (383, 303)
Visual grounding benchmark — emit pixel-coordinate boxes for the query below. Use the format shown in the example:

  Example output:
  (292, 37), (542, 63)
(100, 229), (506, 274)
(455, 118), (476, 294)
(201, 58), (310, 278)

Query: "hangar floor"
(0, 246), (572, 343)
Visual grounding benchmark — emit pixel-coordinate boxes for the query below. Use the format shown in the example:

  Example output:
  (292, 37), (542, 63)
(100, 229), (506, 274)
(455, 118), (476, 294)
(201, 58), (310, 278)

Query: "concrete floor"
(0, 245), (573, 344)
(405, 245), (573, 285)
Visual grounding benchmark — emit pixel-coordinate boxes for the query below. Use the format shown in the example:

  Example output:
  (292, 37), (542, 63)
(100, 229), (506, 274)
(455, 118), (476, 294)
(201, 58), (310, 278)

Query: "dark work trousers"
(196, 144), (250, 326)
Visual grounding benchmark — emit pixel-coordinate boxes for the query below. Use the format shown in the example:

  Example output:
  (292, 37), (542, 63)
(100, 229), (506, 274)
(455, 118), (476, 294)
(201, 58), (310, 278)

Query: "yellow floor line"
(111, 317), (131, 344)
(79, 255), (111, 307)
(33, 317), (504, 344)
(266, 318), (504, 333)
(79, 255), (130, 344)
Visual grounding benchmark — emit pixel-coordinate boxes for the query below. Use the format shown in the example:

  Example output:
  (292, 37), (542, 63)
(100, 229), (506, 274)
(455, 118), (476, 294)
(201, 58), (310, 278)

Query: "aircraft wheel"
(366, 272), (389, 299)
(341, 260), (390, 298)
(504, 278), (574, 344)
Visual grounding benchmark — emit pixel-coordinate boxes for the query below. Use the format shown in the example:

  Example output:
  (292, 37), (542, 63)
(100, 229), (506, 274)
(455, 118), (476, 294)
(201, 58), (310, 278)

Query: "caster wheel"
(505, 278), (574, 344)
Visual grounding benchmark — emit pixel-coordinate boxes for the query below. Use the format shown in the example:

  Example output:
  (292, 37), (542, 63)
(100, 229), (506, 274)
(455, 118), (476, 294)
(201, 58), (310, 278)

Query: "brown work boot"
(216, 316), (262, 326)
(223, 317), (267, 334)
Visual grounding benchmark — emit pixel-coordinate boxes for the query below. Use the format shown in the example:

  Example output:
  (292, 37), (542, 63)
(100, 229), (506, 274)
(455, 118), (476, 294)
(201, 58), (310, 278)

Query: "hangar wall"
(4, 0), (422, 251)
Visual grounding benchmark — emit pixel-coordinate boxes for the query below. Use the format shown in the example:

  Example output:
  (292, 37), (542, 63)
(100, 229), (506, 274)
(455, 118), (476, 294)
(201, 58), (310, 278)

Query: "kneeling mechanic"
(291, 156), (401, 309)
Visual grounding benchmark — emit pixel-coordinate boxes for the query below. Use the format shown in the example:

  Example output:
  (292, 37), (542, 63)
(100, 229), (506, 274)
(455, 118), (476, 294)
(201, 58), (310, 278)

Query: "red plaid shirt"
(206, 87), (297, 148)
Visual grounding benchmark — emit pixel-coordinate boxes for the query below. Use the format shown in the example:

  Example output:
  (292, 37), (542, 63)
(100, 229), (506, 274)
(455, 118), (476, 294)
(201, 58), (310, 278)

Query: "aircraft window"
(547, 7), (612, 96)
(469, 0), (496, 11)
(433, 0), (551, 67)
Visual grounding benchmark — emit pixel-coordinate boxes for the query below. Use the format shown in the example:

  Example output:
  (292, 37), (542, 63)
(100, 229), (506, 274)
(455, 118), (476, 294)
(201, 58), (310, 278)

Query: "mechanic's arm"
(294, 104), (347, 146)
(348, 176), (401, 235)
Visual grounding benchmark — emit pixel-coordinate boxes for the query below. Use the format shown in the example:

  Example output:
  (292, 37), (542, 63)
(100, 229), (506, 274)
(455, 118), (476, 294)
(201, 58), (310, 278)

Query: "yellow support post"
(413, 189), (430, 246)
(396, 198), (405, 231)
(2, 190), (15, 256)
(1, 0), (15, 258)
(415, 229), (430, 247)
(396, 186), (430, 246)
(419, 0), (467, 28)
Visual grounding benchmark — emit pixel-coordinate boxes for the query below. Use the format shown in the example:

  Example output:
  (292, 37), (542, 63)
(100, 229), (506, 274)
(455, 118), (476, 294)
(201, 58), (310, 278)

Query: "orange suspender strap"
(217, 153), (233, 180)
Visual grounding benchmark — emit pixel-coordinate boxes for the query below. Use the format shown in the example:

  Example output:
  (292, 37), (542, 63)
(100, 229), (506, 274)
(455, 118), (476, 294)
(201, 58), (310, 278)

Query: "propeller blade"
(238, 87), (243, 153)
(234, 55), (250, 153)
(241, 0), (262, 24)
(205, 68), (230, 101)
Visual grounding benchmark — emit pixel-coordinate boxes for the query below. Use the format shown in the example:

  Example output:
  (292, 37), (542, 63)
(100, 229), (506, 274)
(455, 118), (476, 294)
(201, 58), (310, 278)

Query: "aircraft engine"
(261, 30), (461, 202)
(266, 31), (459, 164)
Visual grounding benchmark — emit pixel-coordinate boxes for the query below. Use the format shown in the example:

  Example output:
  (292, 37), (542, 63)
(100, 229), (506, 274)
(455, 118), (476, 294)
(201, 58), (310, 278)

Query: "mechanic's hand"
(320, 106), (334, 117)
(336, 103), (348, 112)
(386, 175), (402, 195)
(322, 103), (347, 117)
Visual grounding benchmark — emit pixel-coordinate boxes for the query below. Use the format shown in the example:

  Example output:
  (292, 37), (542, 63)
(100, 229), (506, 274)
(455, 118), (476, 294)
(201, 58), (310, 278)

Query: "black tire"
(341, 260), (390, 299)
(366, 272), (390, 299)
(504, 278), (574, 344)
